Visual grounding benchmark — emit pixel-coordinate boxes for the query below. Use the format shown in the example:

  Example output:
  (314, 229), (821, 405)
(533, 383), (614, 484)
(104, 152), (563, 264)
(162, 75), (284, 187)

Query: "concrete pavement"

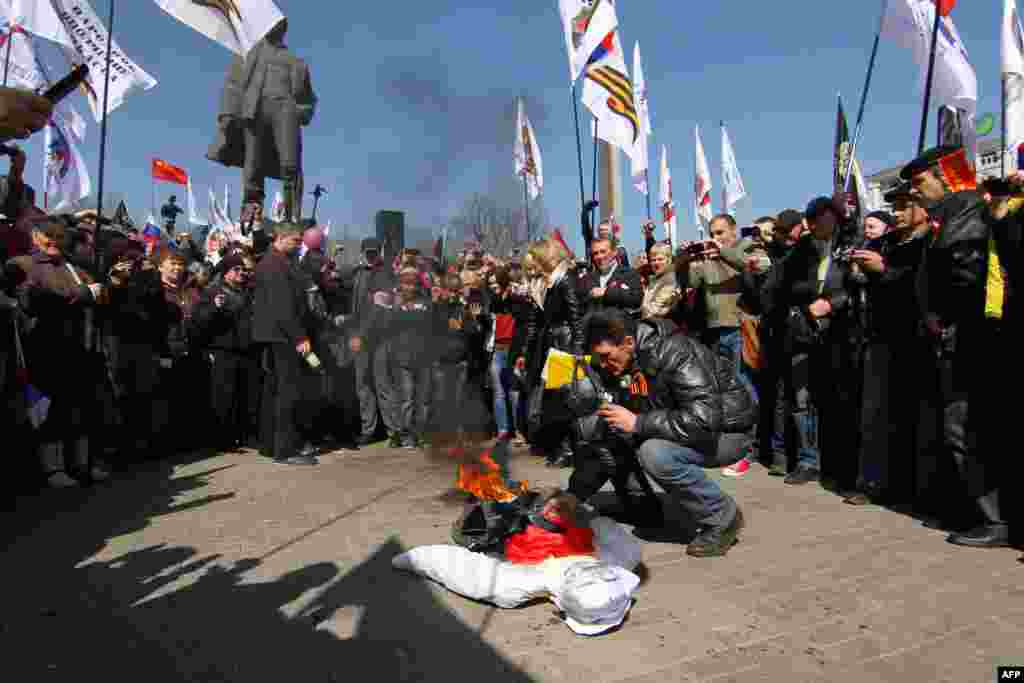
(2, 444), (1021, 682)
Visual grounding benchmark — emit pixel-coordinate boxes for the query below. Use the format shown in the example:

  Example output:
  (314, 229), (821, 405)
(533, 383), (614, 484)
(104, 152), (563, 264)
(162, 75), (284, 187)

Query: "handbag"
(740, 314), (763, 370)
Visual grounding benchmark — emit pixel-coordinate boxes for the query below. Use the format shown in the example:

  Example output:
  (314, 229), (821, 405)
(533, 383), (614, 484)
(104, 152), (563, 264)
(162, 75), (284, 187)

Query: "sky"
(12, 0), (1012, 257)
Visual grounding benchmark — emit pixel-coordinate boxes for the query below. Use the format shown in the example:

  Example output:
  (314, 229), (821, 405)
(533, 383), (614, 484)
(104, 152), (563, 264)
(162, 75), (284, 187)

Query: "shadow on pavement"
(2, 450), (537, 682)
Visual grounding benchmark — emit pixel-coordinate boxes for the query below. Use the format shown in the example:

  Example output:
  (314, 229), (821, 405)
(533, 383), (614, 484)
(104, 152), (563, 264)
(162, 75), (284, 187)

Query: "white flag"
(154, 0), (284, 56)
(514, 97), (543, 200)
(271, 189), (285, 221)
(659, 145), (676, 251)
(51, 0), (157, 122)
(0, 24), (47, 92)
(559, 0), (618, 83)
(323, 220), (331, 238)
(208, 187), (233, 235)
(694, 125), (713, 230)
(720, 123), (746, 212)
(224, 184), (232, 221)
(582, 25), (642, 166)
(186, 178), (204, 225)
(44, 108), (91, 211)
(1004, 0), (1024, 154)
(6, 0), (73, 49)
(630, 41), (651, 195)
(882, 0), (977, 118)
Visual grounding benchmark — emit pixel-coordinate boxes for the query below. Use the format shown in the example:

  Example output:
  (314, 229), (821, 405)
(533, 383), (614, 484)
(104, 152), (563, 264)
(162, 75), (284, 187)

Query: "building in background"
(866, 137), (1006, 211)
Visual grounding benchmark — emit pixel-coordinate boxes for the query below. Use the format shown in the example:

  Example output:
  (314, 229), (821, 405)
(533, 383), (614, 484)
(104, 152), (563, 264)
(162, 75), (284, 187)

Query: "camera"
(740, 225), (761, 240)
(682, 240), (717, 260)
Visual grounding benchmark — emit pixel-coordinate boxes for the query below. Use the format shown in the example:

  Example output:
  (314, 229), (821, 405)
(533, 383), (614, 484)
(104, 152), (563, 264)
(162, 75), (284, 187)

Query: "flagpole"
(93, 0), (115, 278)
(521, 174), (531, 242)
(916, 3), (943, 155)
(1002, 75), (1008, 177)
(644, 169), (651, 220)
(844, 0), (890, 195)
(2, 23), (14, 87)
(591, 117), (598, 221)
(570, 82), (586, 218)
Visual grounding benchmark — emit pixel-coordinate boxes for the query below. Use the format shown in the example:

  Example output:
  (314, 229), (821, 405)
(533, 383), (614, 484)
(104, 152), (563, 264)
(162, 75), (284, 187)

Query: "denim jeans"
(489, 350), (518, 435)
(788, 352), (820, 472)
(637, 439), (737, 527)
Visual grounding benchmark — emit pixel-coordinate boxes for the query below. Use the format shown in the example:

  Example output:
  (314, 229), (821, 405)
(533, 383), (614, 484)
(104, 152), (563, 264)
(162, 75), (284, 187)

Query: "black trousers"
(210, 349), (262, 447)
(569, 441), (660, 516)
(260, 343), (307, 460)
(809, 337), (861, 491)
(930, 320), (1005, 525)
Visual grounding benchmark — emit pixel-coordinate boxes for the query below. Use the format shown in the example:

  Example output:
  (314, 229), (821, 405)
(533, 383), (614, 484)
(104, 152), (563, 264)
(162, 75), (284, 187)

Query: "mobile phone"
(740, 226), (761, 239)
(42, 64), (90, 105)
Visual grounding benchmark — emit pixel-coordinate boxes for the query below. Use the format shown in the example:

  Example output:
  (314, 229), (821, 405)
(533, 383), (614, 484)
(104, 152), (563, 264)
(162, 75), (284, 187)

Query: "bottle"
(302, 350), (322, 370)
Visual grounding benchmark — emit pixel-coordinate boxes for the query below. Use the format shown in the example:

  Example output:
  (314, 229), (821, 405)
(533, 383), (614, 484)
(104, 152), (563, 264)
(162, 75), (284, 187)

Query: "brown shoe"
(687, 506), (744, 557)
(843, 492), (872, 506)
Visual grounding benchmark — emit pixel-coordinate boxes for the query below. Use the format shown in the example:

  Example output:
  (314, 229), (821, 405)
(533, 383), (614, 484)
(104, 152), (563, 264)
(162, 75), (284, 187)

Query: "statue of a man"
(161, 195), (183, 233)
(207, 18), (316, 223)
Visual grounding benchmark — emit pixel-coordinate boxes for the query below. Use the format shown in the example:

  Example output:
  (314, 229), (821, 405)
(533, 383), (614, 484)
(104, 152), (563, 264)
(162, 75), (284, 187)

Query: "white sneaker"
(46, 471), (80, 488)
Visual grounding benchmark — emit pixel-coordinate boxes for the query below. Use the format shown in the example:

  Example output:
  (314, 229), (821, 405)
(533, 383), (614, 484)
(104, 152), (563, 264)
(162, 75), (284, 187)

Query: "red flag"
(934, 0), (956, 16)
(551, 228), (577, 261)
(151, 159), (188, 185)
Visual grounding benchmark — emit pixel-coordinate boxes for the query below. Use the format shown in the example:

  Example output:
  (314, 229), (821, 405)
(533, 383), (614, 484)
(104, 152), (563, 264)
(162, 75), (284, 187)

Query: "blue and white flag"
(721, 123), (746, 213)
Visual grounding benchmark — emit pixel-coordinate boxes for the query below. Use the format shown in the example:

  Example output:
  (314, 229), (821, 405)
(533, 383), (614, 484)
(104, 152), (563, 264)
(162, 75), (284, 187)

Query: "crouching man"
(587, 310), (745, 557)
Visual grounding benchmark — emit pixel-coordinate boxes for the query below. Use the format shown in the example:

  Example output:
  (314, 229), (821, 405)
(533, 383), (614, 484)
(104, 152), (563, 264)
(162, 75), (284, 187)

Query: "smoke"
(370, 53), (550, 202)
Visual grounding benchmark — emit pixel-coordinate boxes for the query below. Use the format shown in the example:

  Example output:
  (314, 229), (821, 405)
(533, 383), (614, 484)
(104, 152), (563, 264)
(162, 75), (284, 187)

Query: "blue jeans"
(638, 439), (737, 527)
(789, 352), (820, 472)
(489, 350), (518, 435)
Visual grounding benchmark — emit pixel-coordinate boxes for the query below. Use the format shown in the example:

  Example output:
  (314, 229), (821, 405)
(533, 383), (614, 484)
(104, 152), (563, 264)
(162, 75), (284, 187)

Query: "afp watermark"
(999, 667), (1024, 681)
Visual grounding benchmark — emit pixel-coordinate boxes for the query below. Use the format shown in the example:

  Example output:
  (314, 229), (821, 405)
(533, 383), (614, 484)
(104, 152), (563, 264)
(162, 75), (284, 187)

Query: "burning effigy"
(394, 442), (642, 635)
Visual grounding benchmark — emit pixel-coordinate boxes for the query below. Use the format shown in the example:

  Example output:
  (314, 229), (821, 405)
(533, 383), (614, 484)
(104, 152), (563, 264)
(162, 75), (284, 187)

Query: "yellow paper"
(542, 350), (592, 390)
(985, 236), (1005, 320)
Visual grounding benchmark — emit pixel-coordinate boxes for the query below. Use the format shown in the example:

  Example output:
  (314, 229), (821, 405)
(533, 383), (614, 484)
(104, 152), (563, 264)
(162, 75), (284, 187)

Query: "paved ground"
(2, 443), (1022, 682)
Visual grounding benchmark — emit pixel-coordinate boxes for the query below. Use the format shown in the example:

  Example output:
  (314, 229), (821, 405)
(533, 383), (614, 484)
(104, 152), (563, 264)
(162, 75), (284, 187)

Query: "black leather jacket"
(631, 318), (722, 455)
(716, 350), (757, 434)
(523, 270), (585, 384)
(917, 191), (991, 326)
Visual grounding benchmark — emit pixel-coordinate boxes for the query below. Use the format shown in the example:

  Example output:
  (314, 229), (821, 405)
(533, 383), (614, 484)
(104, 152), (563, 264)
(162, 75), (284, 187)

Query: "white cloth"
(392, 516), (642, 635)
(598, 262), (618, 289)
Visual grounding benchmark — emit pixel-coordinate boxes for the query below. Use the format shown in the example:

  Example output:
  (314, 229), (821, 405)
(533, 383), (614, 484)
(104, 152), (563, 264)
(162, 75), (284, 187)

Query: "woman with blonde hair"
(641, 242), (682, 319)
(515, 237), (584, 467)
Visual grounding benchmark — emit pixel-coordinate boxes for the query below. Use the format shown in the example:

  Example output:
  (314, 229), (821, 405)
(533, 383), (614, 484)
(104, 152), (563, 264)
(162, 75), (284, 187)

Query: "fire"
(456, 450), (527, 502)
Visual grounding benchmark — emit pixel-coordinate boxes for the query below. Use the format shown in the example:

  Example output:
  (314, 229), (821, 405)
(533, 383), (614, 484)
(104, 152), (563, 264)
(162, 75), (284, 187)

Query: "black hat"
(899, 145), (961, 180)
(220, 253), (245, 272)
(883, 181), (915, 204)
(776, 209), (803, 229)
(865, 210), (895, 227)
(804, 196), (837, 221)
(360, 237), (382, 252)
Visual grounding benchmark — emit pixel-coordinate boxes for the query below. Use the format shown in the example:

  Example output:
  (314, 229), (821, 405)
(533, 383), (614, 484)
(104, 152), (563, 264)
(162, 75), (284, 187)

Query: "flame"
(456, 450), (527, 502)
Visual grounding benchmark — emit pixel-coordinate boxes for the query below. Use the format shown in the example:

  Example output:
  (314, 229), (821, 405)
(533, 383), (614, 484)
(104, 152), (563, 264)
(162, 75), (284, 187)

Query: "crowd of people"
(1, 119), (1021, 559)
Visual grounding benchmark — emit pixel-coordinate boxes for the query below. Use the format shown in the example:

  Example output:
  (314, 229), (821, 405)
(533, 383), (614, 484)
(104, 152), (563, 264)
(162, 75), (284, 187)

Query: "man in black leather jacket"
(587, 310), (746, 557)
(759, 197), (861, 490)
(905, 145), (1013, 547)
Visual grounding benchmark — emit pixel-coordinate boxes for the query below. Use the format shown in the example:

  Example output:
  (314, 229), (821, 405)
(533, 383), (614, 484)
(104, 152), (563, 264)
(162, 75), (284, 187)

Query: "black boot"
(687, 505), (744, 557)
